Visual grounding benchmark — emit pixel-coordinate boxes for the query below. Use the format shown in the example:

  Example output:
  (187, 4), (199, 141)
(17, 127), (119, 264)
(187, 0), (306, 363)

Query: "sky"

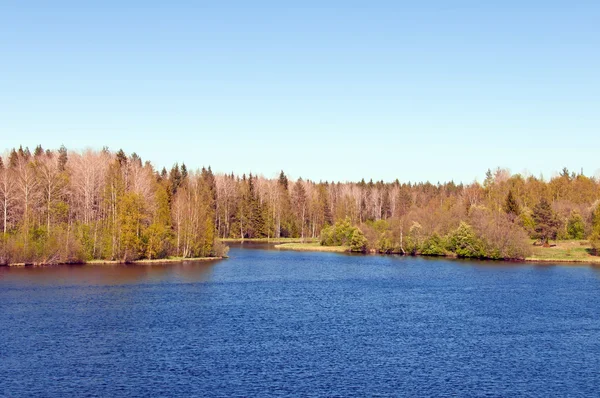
(1, 1), (599, 183)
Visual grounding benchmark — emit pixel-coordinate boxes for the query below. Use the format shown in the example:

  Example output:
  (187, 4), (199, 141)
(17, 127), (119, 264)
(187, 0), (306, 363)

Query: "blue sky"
(1, 1), (599, 183)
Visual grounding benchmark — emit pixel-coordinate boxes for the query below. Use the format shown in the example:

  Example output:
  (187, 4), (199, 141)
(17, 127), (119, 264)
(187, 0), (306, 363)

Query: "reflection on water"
(0, 259), (220, 286)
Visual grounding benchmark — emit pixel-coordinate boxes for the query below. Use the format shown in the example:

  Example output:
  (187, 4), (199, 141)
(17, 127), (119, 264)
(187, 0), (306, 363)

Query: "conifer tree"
(278, 170), (288, 191)
(532, 198), (560, 245)
(503, 190), (521, 221)
(58, 145), (68, 171)
(8, 149), (18, 168)
(169, 163), (182, 194)
(181, 163), (188, 181)
(566, 211), (585, 240)
(34, 145), (44, 157)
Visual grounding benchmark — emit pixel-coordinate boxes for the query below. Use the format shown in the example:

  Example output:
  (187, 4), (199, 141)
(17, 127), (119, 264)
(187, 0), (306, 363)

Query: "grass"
(526, 240), (600, 264)
(277, 239), (600, 265)
(221, 237), (319, 244)
(86, 256), (224, 265)
(274, 242), (350, 253)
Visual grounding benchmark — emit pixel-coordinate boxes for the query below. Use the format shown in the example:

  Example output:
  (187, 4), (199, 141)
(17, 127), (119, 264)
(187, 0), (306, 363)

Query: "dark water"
(2, 246), (600, 397)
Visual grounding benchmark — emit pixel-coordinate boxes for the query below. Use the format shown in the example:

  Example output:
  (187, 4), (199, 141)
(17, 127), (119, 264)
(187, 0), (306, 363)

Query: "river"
(1, 245), (600, 396)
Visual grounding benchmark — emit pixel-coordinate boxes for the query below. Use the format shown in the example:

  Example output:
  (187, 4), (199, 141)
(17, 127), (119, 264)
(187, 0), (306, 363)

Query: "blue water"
(1, 246), (600, 397)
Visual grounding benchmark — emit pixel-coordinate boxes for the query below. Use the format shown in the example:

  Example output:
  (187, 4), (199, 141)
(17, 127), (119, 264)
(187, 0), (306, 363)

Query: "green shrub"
(350, 229), (368, 252)
(421, 233), (446, 256)
(447, 222), (485, 258)
(320, 217), (356, 247)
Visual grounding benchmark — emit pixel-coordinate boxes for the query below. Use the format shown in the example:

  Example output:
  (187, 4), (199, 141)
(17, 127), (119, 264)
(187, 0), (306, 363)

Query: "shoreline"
(275, 243), (600, 265)
(275, 243), (350, 253)
(524, 257), (600, 264)
(221, 238), (319, 244)
(4, 256), (226, 268)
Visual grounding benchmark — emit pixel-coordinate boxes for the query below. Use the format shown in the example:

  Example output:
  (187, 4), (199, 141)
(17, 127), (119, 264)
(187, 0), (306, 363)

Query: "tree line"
(0, 146), (226, 264)
(1, 146), (600, 264)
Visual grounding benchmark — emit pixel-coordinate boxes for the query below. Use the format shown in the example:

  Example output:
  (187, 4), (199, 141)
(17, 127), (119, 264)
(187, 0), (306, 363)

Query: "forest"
(1, 145), (600, 264)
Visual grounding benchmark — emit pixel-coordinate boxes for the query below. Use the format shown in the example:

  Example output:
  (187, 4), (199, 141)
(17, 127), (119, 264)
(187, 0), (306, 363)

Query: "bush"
(446, 222), (486, 258)
(212, 239), (230, 258)
(421, 233), (446, 256)
(376, 233), (395, 253)
(320, 218), (357, 247)
(350, 229), (368, 252)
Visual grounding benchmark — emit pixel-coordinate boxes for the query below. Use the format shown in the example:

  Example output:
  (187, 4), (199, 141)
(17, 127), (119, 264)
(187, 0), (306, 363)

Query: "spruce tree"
(115, 149), (127, 167)
(181, 163), (188, 181)
(34, 145), (44, 157)
(9, 149), (18, 167)
(169, 163), (182, 194)
(532, 198), (560, 245)
(566, 211), (585, 240)
(58, 145), (68, 171)
(503, 190), (520, 220)
(278, 170), (288, 190)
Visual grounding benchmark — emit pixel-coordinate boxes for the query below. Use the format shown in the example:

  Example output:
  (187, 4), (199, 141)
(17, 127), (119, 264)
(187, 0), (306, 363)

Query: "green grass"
(274, 242), (350, 253)
(221, 237), (319, 244)
(82, 256), (224, 265)
(526, 240), (600, 264)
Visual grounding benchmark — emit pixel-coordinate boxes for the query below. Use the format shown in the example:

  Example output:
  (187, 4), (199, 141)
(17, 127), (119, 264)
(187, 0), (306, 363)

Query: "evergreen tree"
(278, 170), (288, 190)
(169, 163), (182, 194)
(503, 190), (521, 220)
(116, 149), (127, 167)
(58, 145), (68, 171)
(9, 149), (18, 167)
(181, 163), (188, 181)
(247, 174), (265, 237)
(532, 198), (560, 245)
(34, 145), (44, 157)
(566, 211), (585, 240)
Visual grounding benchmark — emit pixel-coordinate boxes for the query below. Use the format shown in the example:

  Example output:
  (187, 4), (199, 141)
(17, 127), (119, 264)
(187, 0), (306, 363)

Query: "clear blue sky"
(1, 1), (598, 183)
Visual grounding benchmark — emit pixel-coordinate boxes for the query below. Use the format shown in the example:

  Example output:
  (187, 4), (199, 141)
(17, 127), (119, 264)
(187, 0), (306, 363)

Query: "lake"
(1, 245), (600, 396)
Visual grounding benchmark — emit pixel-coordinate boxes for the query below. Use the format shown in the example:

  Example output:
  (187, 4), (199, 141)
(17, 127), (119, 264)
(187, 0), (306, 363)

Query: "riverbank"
(221, 237), (319, 244)
(275, 242), (350, 253)
(5, 256), (226, 267)
(275, 241), (600, 264)
(525, 240), (600, 264)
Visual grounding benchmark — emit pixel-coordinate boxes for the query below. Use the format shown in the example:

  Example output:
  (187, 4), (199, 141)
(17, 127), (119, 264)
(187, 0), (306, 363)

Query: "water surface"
(2, 246), (600, 396)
